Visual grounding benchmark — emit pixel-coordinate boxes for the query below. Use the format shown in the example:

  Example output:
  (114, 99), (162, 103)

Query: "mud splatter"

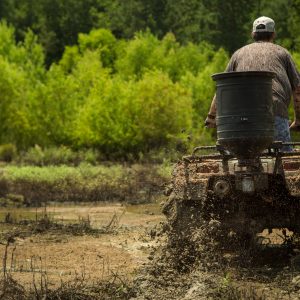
(132, 157), (300, 299)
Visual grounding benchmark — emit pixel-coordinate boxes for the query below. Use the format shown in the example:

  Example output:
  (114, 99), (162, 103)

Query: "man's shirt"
(226, 42), (300, 118)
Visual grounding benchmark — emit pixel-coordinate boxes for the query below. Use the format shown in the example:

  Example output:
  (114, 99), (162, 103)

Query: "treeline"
(0, 0), (300, 64)
(1, 1), (300, 159)
(0, 22), (230, 157)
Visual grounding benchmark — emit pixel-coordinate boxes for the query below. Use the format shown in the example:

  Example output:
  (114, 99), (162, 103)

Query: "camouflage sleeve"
(225, 52), (237, 72)
(286, 53), (300, 91)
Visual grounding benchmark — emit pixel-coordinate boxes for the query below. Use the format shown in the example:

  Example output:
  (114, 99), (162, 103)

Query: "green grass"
(2, 163), (125, 182)
(0, 163), (171, 204)
(0, 208), (41, 222)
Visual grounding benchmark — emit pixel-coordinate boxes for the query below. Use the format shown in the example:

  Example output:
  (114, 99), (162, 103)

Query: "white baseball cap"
(253, 16), (275, 33)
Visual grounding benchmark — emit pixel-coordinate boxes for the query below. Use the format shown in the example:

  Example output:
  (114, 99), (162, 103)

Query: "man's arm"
(285, 53), (300, 131)
(204, 54), (236, 128)
(204, 94), (217, 128)
(290, 85), (300, 131)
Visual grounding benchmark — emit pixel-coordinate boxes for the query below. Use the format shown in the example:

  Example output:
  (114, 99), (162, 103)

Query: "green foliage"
(35, 64), (79, 145)
(95, 0), (164, 39)
(288, 0), (300, 51)
(1, 20), (299, 159)
(0, 22), (46, 149)
(206, 0), (256, 53)
(115, 31), (216, 81)
(3, 165), (92, 185)
(257, 0), (293, 49)
(1, 164), (169, 203)
(0, 0), (106, 64)
(59, 45), (80, 72)
(0, 56), (34, 148)
(0, 22), (45, 78)
(1, 22), (222, 155)
(1, 0), (300, 63)
(181, 48), (229, 121)
(0, 21), (16, 59)
(292, 52), (300, 69)
(21, 145), (75, 166)
(19, 146), (101, 166)
(78, 28), (117, 68)
(115, 31), (161, 79)
(74, 70), (193, 156)
(0, 144), (17, 162)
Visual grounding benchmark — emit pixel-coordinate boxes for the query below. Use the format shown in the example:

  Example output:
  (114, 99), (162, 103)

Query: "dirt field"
(0, 203), (164, 290)
(2, 202), (300, 299)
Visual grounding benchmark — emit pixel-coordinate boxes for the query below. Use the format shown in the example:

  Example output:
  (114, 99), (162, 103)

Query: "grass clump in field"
(0, 207), (121, 242)
(0, 163), (170, 205)
(18, 145), (102, 166)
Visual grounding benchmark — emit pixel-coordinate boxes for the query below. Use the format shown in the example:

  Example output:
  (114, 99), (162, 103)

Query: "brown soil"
(131, 198), (300, 300)
(0, 203), (164, 289)
(2, 202), (300, 299)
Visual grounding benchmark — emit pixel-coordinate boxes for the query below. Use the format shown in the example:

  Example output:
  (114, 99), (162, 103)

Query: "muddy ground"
(0, 203), (163, 289)
(132, 226), (300, 300)
(1, 203), (300, 299)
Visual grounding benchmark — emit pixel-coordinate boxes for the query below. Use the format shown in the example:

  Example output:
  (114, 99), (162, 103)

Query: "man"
(205, 16), (300, 150)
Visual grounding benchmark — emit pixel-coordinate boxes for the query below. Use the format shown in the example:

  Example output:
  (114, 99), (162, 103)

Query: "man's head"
(252, 16), (275, 42)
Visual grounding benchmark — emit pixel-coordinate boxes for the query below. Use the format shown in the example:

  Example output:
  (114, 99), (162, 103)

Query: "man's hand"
(204, 114), (216, 128)
(292, 86), (300, 131)
(290, 120), (300, 131)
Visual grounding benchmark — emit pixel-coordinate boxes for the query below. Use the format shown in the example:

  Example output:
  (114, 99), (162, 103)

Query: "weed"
(4, 213), (14, 224)
(0, 207), (121, 237)
(0, 239), (26, 300)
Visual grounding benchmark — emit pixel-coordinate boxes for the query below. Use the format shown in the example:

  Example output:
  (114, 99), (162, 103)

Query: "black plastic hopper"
(212, 71), (275, 159)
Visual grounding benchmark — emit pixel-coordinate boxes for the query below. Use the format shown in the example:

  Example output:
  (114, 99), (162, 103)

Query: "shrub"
(115, 31), (161, 79)
(292, 52), (300, 69)
(42, 146), (78, 165)
(115, 31), (216, 82)
(0, 144), (17, 162)
(19, 146), (102, 166)
(59, 45), (80, 72)
(74, 70), (193, 156)
(19, 145), (45, 166)
(0, 23), (46, 149)
(180, 48), (229, 123)
(78, 28), (117, 68)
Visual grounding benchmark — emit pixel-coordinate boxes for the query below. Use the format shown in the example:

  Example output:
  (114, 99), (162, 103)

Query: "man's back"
(226, 42), (299, 118)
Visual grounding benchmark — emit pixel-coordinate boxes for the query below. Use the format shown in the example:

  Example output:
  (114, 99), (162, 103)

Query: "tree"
(161, 0), (255, 53)
(203, 0), (256, 53)
(0, 0), (106, 64)
(256, 0), (293, 49)
(95, 0), (166, 39)
(287, 0), (300, 50)
(163, 0), (215, 44)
